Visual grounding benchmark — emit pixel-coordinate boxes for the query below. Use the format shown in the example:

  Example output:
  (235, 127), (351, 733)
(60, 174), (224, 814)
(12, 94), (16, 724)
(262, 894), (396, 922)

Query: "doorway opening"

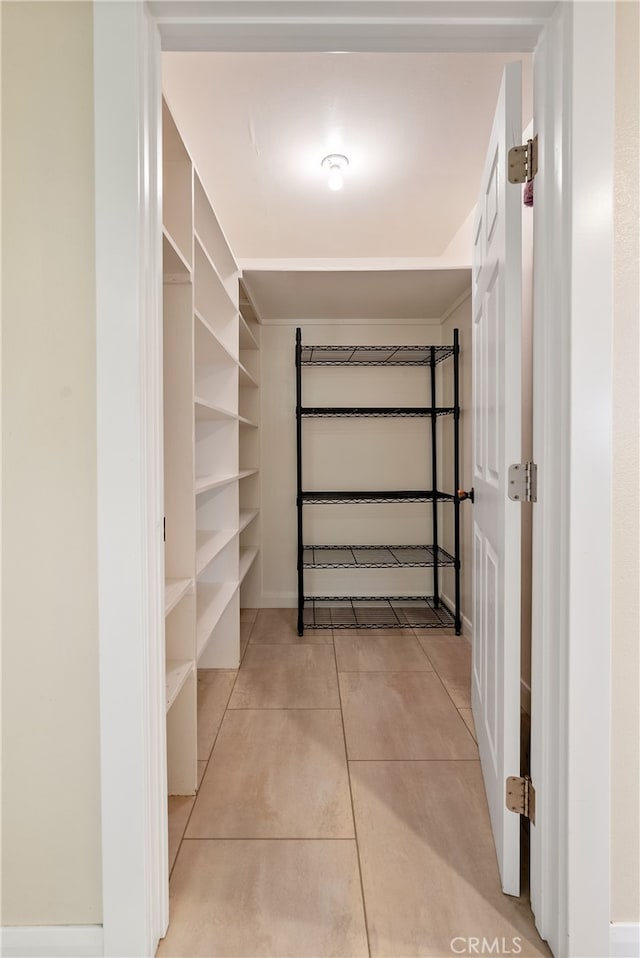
(158, 47), (538, 955)
(93, 5), (616, 956)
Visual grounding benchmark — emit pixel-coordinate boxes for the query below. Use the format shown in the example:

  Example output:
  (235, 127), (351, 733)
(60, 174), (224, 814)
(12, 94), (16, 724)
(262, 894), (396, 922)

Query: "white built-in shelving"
(165, 577), (192, 617)
(239, 547), (259, 583)
(237, 280), (262, 608)
(166, 659), (193, 712)
(239, 509), (259, 533)
(161, 97), (261, 797)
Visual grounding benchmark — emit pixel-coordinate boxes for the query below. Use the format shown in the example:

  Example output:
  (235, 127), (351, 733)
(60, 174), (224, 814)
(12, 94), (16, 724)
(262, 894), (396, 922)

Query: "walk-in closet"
(157, 50), (541, 958)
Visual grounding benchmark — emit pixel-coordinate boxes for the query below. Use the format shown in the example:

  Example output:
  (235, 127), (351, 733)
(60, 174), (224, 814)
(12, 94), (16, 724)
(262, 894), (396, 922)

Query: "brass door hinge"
(508, 135), (538, 184)
(506, 775), (536, 824)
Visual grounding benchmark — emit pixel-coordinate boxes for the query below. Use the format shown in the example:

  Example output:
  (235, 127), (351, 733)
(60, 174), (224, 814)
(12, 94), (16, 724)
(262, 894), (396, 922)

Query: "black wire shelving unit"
(295, 328), (462, 636)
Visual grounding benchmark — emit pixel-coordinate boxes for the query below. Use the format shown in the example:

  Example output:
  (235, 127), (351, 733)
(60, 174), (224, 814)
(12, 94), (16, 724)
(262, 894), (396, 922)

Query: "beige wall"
(611, 0), (640, 924)
(260, 321), (445, 606)
(1, 1), (102, 925)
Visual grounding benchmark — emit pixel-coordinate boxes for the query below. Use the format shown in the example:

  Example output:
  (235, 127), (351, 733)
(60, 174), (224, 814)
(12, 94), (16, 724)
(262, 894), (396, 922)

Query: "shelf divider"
(239, 508), (259, 533)
(166, 659), (193, 712)
(196, 581), (239, 659)
(300, 406), (455, 418)
(239, 547), (259, 582)
(302, 596), (455, 630)
(302, 544), (456, 569)
(300, 344), (455, 366)
(196, 528), (236, 575)
(301, 490), (455, 504)
(165, 577), (193, 617)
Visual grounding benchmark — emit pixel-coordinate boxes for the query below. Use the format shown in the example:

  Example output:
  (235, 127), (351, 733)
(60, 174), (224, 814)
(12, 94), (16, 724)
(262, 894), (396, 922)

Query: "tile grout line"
(411, 626), (478, 747)
(169, 625), (250, 881)
(333, 628), (373, 958)
(336, 668), (436, 673)
(226, 706), (342, 711)
(181, 836), (358, 842)
(348, 757), (483, 763)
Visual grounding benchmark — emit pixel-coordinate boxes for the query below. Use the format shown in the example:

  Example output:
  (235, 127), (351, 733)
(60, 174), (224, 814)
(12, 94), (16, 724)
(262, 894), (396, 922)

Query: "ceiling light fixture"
(321, 154), (349, 191)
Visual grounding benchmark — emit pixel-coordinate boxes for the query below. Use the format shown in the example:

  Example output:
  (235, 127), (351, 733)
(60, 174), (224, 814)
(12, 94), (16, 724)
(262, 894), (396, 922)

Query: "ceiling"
(242, 269), (471, 323)
(162, 51), (532, 319)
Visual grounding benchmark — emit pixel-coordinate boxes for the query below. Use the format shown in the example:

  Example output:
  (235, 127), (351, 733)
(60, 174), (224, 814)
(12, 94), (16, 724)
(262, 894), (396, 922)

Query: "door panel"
(471, 60), (523, 897)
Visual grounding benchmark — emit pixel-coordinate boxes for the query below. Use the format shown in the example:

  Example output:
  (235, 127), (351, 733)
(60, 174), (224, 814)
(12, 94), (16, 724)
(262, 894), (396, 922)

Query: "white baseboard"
(440, 592), (472, 640)
(610, 922), (640, 957)
(0, 925), (103, 957)
(459, 612), (472, 641)
(259, 592), (296, 609)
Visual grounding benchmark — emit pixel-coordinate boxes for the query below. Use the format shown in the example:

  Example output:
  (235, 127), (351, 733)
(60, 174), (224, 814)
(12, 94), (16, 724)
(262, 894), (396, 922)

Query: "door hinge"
(506, 775), (536, 824)
(508, 135), (538, 184)
(508, 462), (537, 502)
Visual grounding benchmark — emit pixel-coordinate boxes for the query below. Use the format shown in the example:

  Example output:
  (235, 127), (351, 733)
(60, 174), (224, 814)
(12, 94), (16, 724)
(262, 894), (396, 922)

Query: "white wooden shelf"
(195, 174), (237, 300)
(163, 229), (191, 282)
(239, 547), (259, 583)
(239, 314), (259, 350)
(239, 468), (259, 480)
(238, 415), (258, 428)
(196, 528), (236, 575)
(239, 509), (259, 533)
(194, 232), (238, 316)
(166, 659), (193, 712)
(165, 577), (193, 617)
(194, 398), (238, 421)
(196, 581), (239, 659)
(195, 472), (240, 496)
(195, 311), (238, 368)
(239, 362), (259, 388)
(194, 243), (238, 361)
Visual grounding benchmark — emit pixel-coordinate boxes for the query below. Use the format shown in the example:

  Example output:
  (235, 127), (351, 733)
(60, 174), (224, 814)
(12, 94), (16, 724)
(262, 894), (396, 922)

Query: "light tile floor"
(159, 612), (550, 958)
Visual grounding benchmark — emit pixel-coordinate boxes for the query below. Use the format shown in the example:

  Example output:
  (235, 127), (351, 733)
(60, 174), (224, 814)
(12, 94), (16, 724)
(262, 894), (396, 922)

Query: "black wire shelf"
(301, 490), (457, 504)
(303, 545), (456, 569)
(302, 596), (456, 629)
(300, 406), (455, 418)
(300, 345), (455, 366)
(295, 327), (463, 637)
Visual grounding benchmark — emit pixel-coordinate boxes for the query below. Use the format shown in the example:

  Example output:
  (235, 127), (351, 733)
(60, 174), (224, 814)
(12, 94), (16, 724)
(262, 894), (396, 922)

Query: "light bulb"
(327, 165), (344, 191)
(321, 154), (349, 192)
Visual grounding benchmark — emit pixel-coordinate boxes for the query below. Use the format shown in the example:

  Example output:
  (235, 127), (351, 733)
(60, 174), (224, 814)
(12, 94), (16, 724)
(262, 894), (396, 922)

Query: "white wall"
(611, 0), (640, 924)
(260, 321), (452, 607)
(1, 0), (102, 925)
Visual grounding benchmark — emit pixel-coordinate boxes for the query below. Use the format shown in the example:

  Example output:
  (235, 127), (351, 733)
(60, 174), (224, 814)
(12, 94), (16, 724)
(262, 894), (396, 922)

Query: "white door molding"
(564, 2), (614, 954)
(530, 4), (614, 957)
(94, 3), (615, 955)
(94, 3), (167, 955)
(148, 0), (554, 53)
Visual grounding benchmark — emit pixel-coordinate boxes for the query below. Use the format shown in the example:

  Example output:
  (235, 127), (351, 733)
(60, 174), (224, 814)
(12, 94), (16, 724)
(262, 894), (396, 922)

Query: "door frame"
(93, 3), (614, 955)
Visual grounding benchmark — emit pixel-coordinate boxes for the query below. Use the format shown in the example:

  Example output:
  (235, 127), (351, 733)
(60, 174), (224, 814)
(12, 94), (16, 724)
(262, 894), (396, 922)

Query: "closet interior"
(161, 92), (471, 798)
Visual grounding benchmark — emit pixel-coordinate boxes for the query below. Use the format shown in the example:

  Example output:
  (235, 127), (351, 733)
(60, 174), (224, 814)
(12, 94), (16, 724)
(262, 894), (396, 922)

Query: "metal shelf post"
(430, 347), (440, 608)
(453, 328), (462, 634)
(296, 328), (304, 635)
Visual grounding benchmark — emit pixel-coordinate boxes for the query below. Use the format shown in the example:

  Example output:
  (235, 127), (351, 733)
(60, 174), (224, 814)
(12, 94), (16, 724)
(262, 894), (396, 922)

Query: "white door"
(471, 60), (523, 897)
